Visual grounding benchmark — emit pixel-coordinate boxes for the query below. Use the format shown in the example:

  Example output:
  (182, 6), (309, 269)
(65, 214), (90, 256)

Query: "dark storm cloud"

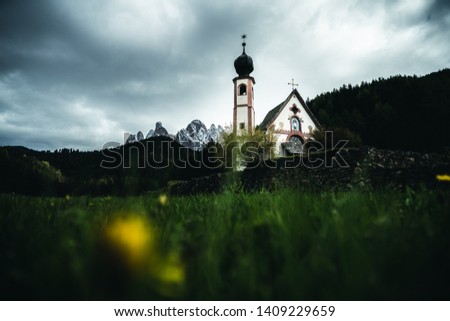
(1, 2), (171, 81)
(428, 0), (450, 16)
(424, 0), (450, 34)
(0, 1), (185, 148)
(355, 0), (449, 27)
(0, 1), (81, 74)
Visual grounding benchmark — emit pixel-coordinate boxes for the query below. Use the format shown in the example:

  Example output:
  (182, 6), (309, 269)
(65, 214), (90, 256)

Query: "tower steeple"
(234, 34), (254, 77)
(233, 34), (255, 134)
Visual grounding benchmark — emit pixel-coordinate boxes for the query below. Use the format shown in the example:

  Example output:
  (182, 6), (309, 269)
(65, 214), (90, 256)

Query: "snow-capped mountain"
(125, 133), (137, 144)
(145, 129), (154, 139)
(125, 120), (223, 150)
(136, 131), (144, 141)
(207, 123), (224, 143)
(126, 122), (171, 144)
(176, 120), (207, 151)
(153, 122), (169, 137)
(176, 120), (224, 151)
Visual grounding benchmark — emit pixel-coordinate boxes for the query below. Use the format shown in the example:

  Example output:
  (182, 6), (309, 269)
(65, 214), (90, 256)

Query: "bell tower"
(233, 34), (255, 135)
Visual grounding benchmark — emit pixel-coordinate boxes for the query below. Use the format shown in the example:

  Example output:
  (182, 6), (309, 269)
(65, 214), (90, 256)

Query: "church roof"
(260, 101), (285, 130)
(259, 89), (321, 130)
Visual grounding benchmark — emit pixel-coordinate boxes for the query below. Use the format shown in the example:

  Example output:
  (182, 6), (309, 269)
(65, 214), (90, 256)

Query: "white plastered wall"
(237, 106), (249, 130)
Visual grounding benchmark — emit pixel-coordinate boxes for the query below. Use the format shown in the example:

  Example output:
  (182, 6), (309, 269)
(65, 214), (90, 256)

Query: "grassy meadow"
(1, 187), (450, 300)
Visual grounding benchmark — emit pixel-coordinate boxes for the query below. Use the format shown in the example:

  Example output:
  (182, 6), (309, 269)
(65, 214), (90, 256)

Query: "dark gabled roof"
(259, 100), (285, 130)
(259, 89), (321, 130)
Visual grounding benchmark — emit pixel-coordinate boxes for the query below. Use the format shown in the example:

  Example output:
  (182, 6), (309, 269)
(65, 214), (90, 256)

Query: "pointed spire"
(241, 34), (247, 53)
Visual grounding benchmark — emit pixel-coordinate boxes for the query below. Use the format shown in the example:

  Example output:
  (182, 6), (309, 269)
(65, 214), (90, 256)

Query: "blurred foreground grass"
(1, 188), (449, 300)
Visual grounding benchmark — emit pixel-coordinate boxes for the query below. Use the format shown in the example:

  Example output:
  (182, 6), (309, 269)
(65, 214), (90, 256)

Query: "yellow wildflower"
(153, 252), (185, 284)
(151, 252), (185, 297)
(104, 216), (154, 268)
(436, 174), (450, 182)
(65, 195), (71, 201)
(158, 194), (168, 206)
(103, 214), (185, 296)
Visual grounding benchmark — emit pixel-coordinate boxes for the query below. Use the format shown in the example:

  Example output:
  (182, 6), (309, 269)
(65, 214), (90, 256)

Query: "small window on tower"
(239, 122), (245, 130)
(239, 84), (247, 95)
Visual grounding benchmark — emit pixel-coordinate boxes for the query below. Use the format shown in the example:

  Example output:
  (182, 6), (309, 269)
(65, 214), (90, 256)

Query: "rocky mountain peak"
(176, 120), (224, 151)
(125, 120), (223, 150)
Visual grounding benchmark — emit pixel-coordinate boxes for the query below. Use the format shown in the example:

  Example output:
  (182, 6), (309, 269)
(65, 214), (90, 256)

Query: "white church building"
(232, 36), (321, 156)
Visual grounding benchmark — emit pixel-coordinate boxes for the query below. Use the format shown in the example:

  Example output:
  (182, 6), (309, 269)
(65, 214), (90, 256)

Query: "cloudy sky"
(1, 0), (449, 150)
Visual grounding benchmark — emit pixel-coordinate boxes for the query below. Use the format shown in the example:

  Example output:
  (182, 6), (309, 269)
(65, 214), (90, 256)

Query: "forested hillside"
(309, 69), (450, 152)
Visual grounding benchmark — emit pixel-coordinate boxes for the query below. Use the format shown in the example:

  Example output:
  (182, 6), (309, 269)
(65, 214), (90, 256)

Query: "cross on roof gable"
(288, 78), (298, 91)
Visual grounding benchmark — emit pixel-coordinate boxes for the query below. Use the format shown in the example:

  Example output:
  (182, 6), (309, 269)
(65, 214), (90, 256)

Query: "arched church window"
(286, 135), (304, 155)
(291, 117), (300, 131)
(239, 84), (247, 95)
(289, 135), (303, 143)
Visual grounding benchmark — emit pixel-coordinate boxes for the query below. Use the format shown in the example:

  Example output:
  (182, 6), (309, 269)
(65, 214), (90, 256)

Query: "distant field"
(1, 188), (449, 300)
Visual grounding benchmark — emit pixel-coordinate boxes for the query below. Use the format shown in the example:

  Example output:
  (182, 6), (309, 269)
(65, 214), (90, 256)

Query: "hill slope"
(308, 69), (450, 152)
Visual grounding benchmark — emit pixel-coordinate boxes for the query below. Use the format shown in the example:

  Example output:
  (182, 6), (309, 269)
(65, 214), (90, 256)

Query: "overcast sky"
(1, 0), (449, 150)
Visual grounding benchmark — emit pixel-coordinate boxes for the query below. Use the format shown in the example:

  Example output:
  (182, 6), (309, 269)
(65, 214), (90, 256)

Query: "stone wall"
(168, 147), (450, 195)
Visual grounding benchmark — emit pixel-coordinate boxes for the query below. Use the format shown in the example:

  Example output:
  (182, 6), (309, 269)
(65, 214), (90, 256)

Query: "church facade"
(232, 36), (321, 156)
(259, 89), (321, 156)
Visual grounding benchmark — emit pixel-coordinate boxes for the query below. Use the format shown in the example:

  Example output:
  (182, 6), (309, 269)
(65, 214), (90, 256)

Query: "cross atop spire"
(288, 78), (298, 91)
(241, 34), (247, 52)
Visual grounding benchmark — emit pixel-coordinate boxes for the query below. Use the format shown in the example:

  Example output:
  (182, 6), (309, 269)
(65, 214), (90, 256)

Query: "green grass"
(1, 188), (449, 300)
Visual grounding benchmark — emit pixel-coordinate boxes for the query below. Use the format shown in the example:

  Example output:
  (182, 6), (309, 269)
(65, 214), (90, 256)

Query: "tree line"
(308, 69), (450, 152)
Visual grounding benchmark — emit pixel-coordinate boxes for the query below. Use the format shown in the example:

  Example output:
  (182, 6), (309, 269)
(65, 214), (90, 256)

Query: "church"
(232, 36), (321, 156)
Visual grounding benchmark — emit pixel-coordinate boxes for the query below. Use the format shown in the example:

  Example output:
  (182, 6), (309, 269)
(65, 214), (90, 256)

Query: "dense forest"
(308, 69), (450, 152)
